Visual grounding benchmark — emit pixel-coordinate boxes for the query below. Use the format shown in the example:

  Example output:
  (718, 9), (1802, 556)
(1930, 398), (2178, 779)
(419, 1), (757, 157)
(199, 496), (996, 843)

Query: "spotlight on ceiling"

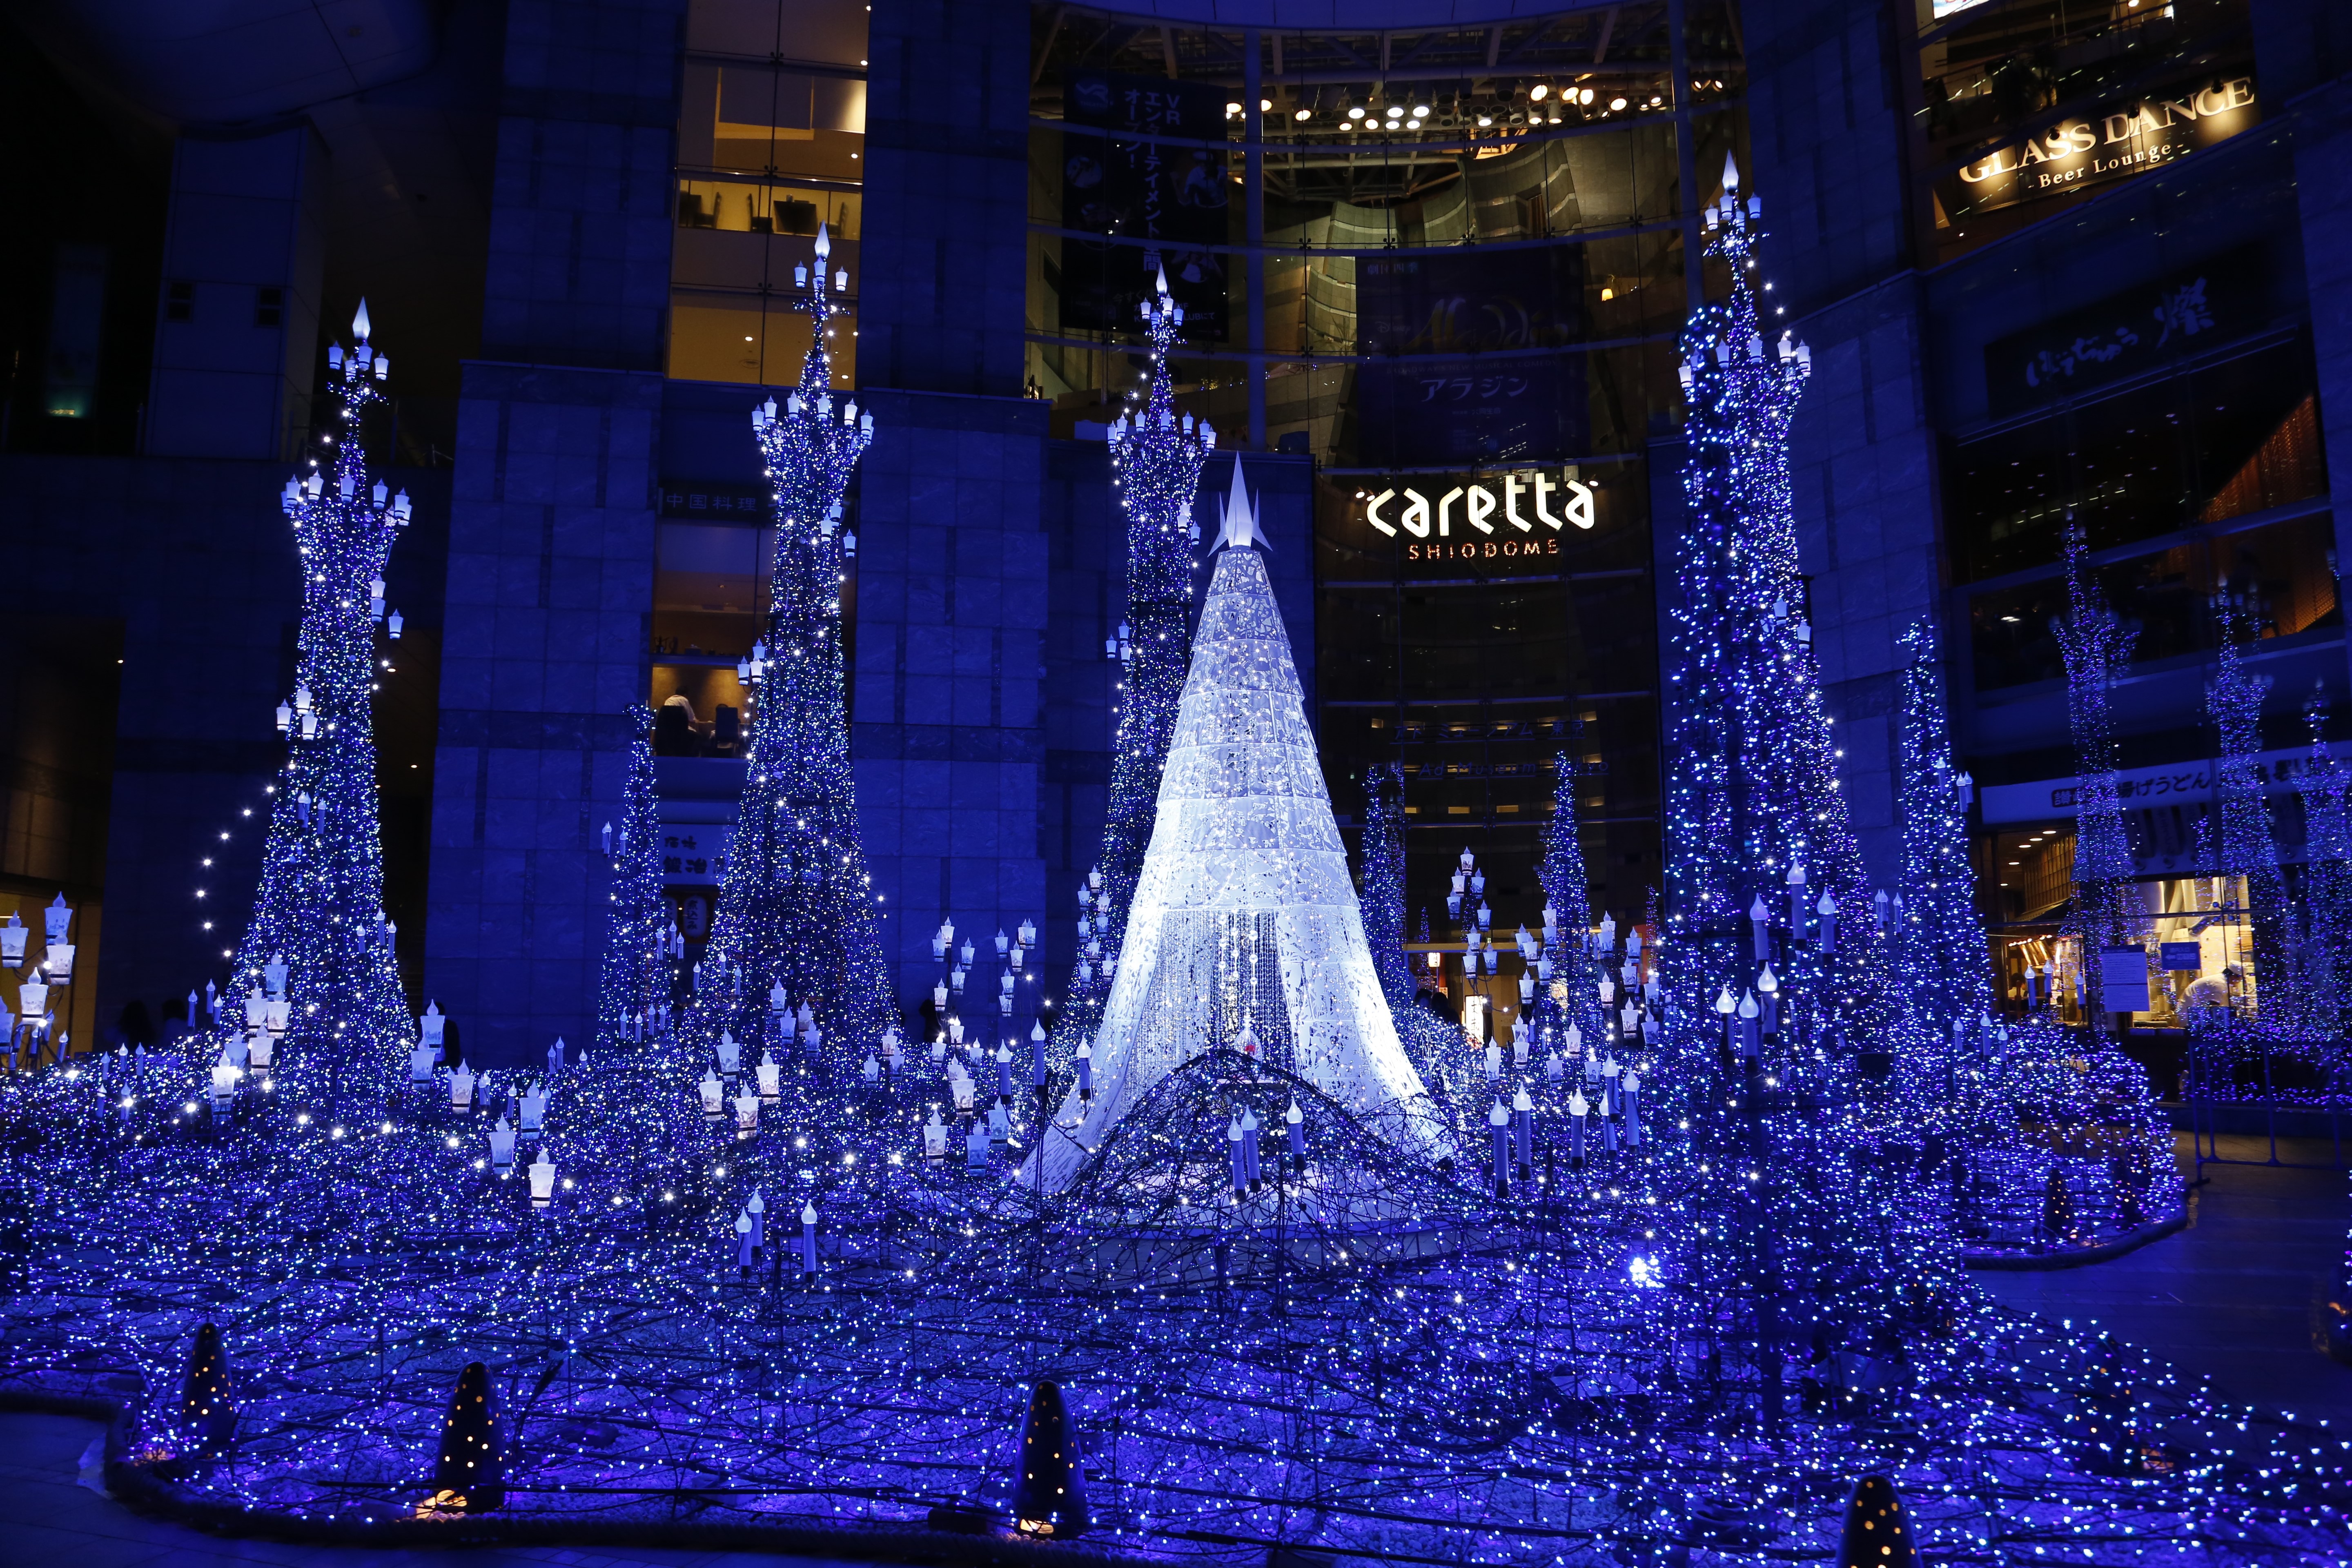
(1529, 83), (1550, 102)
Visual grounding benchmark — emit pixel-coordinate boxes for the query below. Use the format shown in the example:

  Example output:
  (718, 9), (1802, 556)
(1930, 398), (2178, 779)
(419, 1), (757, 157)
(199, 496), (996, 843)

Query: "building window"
(667, 0), (867, 387)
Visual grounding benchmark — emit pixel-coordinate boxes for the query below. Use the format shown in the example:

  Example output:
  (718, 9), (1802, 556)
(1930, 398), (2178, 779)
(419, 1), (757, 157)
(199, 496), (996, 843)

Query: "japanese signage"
(658, 822), (734, 886)
(1058, 69), (1229, 334)
(1980, 744), (2317, 824)
(1983, 245), (2266, 416)
(1355, 249), (1586, 465)
(1359, 468), (1597, 570)
(1944, 76), (2257, 223)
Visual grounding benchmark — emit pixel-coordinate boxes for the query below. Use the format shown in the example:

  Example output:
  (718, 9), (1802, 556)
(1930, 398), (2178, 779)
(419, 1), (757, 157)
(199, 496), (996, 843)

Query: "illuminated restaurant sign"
(1950, 76), (2257, 217)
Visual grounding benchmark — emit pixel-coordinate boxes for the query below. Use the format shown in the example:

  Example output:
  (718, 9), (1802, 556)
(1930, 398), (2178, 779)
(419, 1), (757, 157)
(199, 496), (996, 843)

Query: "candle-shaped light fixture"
(1284, 1099), (1305, 1174)
(1488, 1099), (1511, 1198)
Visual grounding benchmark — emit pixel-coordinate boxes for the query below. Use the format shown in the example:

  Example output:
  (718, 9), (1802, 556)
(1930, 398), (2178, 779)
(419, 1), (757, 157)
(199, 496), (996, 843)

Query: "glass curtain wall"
(669, 0), (868, 387)
(1026, 4), (1745, 1038)
(654, 0), (869, 764)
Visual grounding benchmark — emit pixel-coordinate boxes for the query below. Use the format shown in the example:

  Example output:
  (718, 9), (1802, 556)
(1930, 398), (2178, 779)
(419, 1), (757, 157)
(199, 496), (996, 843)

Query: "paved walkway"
(1978, 1134), (2352, 1421)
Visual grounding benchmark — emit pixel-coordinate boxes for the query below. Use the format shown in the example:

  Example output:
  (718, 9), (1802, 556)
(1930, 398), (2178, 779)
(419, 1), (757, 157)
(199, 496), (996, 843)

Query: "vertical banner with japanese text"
(1058, 68), (1230, 335)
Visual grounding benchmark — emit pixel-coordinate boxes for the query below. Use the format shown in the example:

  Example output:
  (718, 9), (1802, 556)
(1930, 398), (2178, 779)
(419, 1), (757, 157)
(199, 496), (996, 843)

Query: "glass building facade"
(1018, 5), (1747, 1029)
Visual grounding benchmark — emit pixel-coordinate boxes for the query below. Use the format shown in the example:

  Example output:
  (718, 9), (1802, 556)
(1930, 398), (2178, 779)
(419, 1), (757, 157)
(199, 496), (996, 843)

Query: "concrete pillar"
(145, 124), (329, 461)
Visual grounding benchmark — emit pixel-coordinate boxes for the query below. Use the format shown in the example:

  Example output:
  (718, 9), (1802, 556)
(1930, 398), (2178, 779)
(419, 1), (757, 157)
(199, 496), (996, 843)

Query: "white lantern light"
(924, 1109), (948, 1160)
(451, 1063), (475, 1108)
(521, 1080), (547, 1133)
(716, 1029), (741, 1075)
(210, 1057), (239, 1105)
(420, 1001), (445, 1047)
(732, 1090), (759, 1131)
(247, 1027), (272, 1069)
(528, 1151), (557, 1205)
(756, 1051), (781, 1098)
(699, 1069), (724, 1117)
(408, 1042), (436, 1082)
(42, 943), (74, 981)
(488, 1118), (518, 1170)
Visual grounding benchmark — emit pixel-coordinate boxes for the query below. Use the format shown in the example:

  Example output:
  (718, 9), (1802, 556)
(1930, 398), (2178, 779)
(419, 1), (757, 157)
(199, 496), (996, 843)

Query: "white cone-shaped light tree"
(1031, 459), (1436, 1189)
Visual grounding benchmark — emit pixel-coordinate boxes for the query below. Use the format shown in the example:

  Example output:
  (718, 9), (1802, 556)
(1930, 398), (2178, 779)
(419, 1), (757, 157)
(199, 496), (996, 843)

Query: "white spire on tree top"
(353, 299), (372, 341)
(814, 221), (832, 260)
(1722, 150), (1740, 192)
(1216, 454), (1258, 551)
(1156, 261), (1171, 297)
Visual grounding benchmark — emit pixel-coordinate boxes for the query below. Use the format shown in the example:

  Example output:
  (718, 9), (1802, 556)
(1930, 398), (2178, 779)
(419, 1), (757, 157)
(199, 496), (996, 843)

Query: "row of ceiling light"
(1224, 82), (1648, 130)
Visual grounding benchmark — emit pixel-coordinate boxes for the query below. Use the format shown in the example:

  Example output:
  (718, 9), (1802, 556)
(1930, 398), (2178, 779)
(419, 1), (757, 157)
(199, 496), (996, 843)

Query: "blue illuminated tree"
(2051, 521), (2141, 1019)
(2294, 694), (2352, 1038)
(215, 301), (415, 1111)
(1654, 159), (1952, 1431)
(1358, 762), (1419, 1011)
(1536, 747), (1607, 1053)
(1053, 266), (1216, 1051)
(701, 227), (893, 1061)
(1894, 619), (1993, 1044)
(2201, 587), (2294, 1031)
(1656, 160), (1895, 1057)
(1359, 760), (1453, 1074)
(597, 704), (669, 1048)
